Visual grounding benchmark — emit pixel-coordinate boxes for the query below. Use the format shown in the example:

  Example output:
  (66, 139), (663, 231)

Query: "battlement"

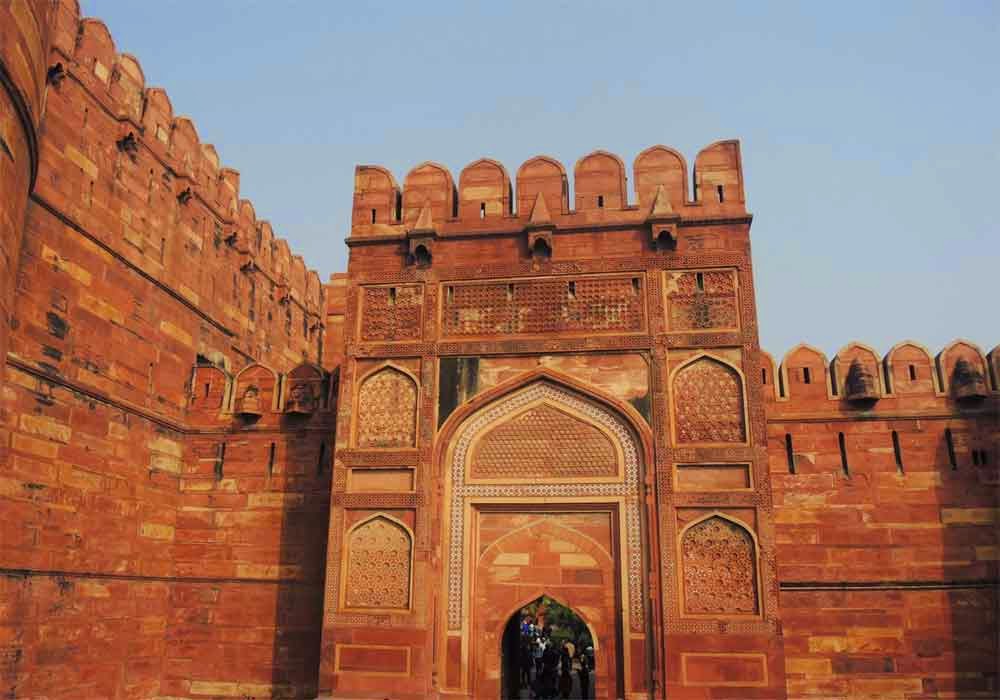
(762, 338), (1000, 407)
(350, 141), (747, 237)
(43, 0), (323, 319)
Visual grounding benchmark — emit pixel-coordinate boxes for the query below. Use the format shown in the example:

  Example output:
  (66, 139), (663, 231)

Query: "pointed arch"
(937, 338), (990, 394)
(437, 368), (651, 636)
(341, 514), (413, 611)
(633, 144), (690, 206)
(884, 340), (940, 395)
(832, 341), (885, 398)
(231, 362), (279, 413)
(678, 511), (760, 617)
(516, 155), (569, 216)
(492, 590), (601, 652)
(355, 363), (419, 448)
(670, 353), (748, 445)
(458, 157), (512, 218)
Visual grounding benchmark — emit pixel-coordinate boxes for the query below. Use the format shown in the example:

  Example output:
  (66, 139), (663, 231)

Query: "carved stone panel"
(344, 516), (412, 610)
(357, 367), (418, 448)
(681, 516), (758, 615)
(665, 270), (738, 331)
(470, 403), (619, 480)
(673, 357), (746, 444)
(360, 284), (423, 341)
(441, 274), (645, 338)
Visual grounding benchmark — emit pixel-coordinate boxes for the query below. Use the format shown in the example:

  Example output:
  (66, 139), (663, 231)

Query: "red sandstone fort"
(0, 2), (997, 699)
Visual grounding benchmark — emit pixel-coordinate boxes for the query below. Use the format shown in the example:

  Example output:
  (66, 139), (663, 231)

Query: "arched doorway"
(436, 373), (653, 698)
(500, 596), (596, 699)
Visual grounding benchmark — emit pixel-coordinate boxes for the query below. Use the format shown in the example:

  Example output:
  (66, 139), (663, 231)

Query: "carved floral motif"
(344, 517), (411, 609)
(357, 367), (417, 448)
(442, 276), (644, 337)
(682, 516), (757, 615)
(673, 357), (746, 443)
(665, 270), (739, 331)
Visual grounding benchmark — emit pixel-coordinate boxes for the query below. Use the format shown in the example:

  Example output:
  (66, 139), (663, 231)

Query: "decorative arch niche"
(671, 354), (747, 444)
(342, 514), (413, 611)
(679, 513), (759, 616)
(355, 364), (418, 448)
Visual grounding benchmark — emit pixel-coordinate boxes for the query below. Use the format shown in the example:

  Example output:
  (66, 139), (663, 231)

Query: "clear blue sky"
(82, 1), (998, 359)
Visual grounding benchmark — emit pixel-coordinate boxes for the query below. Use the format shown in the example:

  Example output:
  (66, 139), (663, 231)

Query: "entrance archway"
(436, 372), (653, 698)
(501, 596), (596, 699)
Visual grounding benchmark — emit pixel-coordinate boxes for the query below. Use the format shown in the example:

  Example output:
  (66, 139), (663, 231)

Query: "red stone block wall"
(0, 0), (52, 393)
(1, 2), (335, 698)
(765, 343), (999, 699)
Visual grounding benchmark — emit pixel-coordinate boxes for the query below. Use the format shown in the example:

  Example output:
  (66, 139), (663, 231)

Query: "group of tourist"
(517, 617), (593, 699)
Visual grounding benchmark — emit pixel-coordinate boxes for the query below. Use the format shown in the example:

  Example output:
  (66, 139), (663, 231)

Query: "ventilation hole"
(761, 368), (767, 385)
(892, 431), (904, 473)
(568, 281), (576, 299)
(631, 277), (640, 295)
(203, 382), (210, 398)
(838, 432), (850, 477)
(479, 202), (486, 219)
(909, 364), (917, 381)
(972, 450), (980, 466)
(394, 192), (402, 221)
(267, 442), (276, 477)
(371, 208), (376, 224)
(785, 433), (796, 474)
(446, 285), (454, 304)
(597, 195), (604, 208)
(945, 429), (957, 469)
(717, 184), (725, 202)
(695, 272), (704, 291)
(317, 441), (327, 476)
(388, 287), (396, 305)
(506, 283), (514, 301)
(803, 367), (812, 384)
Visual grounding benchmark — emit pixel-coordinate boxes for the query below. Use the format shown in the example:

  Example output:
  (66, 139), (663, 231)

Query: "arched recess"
(678, 512), (761, 617)
(231, 362), (279, 413)
(354, 363), (419, 448)
(473, 510), (620, 699)
(340, 514), (414, 611)
(670, 353), (748, 445)
(436, 367), (653, 636)
(283, 362), (327, 413)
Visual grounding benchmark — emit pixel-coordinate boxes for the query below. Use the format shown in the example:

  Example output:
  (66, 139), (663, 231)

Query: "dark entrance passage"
(500, 596), (595, 699)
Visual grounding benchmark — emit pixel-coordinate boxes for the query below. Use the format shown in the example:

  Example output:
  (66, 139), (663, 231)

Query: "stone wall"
(1, 2), (333, 698)
(765, 342), (999, 699)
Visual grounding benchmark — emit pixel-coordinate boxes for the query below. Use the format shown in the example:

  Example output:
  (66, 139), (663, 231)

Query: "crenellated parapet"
(348, 140), (747, 240)
(35, 0), (324, 369)
(761, 338), (999, 407)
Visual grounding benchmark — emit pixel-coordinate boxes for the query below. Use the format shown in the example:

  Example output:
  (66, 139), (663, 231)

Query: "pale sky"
(81, 1), (999, 360)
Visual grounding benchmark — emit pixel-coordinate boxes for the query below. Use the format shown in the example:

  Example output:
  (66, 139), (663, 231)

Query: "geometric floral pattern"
(470, 403), (618, 480)
(666, 270), (739, 331)
(345, 516), (411, 609)
(681, 515), (758, 615)
(448, 381), (644, 631)
(673, 356), (746, 443)
(441, 276), (644, 337)
(357, 366), (417, 448)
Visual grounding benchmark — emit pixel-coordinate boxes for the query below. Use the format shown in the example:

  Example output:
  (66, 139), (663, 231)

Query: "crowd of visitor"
(517, 616), (593, 699)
